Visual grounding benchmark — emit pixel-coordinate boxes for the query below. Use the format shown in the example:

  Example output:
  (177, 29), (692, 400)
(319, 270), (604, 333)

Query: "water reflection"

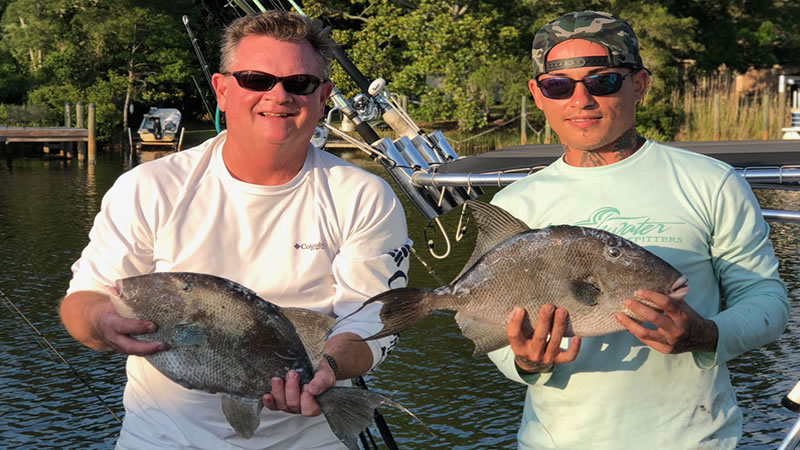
(0, 155), (798, 449)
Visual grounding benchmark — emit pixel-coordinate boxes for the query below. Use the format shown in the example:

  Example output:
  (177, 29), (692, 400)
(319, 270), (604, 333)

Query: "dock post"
(76, 101), (85, 161)
(64, 102), (73, 159)
(88, 103), (96, 164)
(762, 94), (769, 141)
(520, 95), (527, 145)
(544, 122), (551, 144)
(713, 93), (720, 141)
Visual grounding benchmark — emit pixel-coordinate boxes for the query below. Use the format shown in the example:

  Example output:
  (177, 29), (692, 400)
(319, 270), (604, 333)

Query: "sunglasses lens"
(236, 72), (278, 91)
(539, 77), (575, 99)
(539, 72), (629, 99)
(231, 72), (322, 95)
(584, 73), (623, 96)
(283, 75), (322, 95)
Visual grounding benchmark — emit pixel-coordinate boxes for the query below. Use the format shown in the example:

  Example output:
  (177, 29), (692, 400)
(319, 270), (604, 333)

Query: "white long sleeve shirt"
(68, 132), (411, 449)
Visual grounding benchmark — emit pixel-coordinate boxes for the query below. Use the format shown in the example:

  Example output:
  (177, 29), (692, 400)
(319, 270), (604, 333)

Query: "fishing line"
(0, 288), (123, 424)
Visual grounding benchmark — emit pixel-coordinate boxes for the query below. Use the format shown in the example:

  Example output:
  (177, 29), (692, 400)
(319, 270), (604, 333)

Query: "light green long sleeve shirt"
(488, 140), (789, 449)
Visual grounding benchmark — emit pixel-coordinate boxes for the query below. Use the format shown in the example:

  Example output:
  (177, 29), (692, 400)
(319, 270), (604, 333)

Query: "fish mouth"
(668, 276), (689, 298)
(108, 280), (126, 300)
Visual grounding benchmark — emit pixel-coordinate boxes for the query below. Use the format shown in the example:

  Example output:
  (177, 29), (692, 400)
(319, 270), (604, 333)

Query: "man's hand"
(507, 305), (581, 373)
(262, 358), (336, 417)
(60, 291), (163, 354)
(615, 289), (718, 354)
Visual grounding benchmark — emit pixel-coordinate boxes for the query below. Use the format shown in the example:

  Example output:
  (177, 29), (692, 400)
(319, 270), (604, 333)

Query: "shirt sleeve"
(328, 186), (411, 371)
(67, 170), (157, 296)
(703, 169), (789, 366)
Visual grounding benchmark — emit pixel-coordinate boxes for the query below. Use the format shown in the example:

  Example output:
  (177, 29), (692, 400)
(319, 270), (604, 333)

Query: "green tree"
(73, 0), (194, 130)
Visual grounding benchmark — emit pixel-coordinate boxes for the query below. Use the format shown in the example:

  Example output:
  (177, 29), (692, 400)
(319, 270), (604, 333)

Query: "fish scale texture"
(447, 225), (681, 337)
(117, 272), (313, 398)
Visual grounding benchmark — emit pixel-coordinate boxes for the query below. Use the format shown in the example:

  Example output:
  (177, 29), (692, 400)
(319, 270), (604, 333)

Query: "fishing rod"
(0, 288), (123, 424)
(182, 15), (224, 134)
(779, 380), (800, 450)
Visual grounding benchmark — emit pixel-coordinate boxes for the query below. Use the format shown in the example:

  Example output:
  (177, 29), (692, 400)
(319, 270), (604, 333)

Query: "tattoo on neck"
(579, 151), (607, 167)
(612, 127), (644, 161)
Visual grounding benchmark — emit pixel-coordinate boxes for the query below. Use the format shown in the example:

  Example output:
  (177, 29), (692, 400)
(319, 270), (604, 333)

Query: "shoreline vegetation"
(1, 72), (794, 158)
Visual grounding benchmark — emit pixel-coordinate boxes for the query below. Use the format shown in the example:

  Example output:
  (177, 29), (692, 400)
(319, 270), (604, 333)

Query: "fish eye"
(182, 282), (193, 291)
(607, 247), (622, 258)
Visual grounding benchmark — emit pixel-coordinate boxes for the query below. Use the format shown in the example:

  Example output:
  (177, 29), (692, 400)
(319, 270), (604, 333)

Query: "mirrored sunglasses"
(223, 71), (324, 95)
(536, 71), (639, 100)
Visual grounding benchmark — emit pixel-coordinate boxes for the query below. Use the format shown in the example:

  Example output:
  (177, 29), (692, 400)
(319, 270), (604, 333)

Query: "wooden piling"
(713, 93), (720, 141)
(520, 95), (527, 145)
(778, 89), (786, 133)
(88, 103), (96, 164)
(64, 102), (73, 159)
(76, 102), (85, 161)
(762, 94), (769, 141)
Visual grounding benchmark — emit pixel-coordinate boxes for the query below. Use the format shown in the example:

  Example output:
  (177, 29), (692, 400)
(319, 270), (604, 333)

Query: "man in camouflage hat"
(487, 10), (788, 449)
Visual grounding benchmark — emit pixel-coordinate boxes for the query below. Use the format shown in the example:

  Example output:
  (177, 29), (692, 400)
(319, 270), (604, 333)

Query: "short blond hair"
(219, 11), (336, 79)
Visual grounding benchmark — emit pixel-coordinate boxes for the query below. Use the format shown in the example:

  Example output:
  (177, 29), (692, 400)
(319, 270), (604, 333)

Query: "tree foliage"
(0, 0), (798, 141)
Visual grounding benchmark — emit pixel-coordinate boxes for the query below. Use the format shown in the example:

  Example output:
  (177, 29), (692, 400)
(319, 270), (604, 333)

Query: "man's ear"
(212, 73), (228, 112)
(633, 70), (650, 104)
(529, 79), (545, 111)
(317, 81), (333, 119)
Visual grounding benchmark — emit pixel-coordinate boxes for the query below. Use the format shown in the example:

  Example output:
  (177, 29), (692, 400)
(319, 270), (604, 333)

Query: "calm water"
(1, 153), (798, 449)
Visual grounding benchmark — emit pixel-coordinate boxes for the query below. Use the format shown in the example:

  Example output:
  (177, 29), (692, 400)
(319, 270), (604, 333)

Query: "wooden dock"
(0, 126), (89, 143)
(0, 102), (98, 162)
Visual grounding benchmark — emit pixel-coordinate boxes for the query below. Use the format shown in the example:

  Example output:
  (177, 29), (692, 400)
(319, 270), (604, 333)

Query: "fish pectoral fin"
(220, 395), (263, 439)
(570, 280), (601, 306)
(454, 312), (508, 356)
(171, 323), (209, 346)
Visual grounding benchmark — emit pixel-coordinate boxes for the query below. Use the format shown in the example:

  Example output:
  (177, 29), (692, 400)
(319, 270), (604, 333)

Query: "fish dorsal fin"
(455, 200), (531, 282)
(281, 307), (336, 367)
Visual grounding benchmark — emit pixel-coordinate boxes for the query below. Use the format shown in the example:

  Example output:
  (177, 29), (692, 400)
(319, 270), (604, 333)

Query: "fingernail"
(545, 304), (554, 314)
(146, 323), (157, 333)
(623, 299), (633, 307)
(271, 377), (281, 384)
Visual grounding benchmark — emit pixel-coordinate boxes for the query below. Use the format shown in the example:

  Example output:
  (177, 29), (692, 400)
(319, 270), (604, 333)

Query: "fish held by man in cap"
(351, 200), (689, 356)
(109, 272), (427, 449)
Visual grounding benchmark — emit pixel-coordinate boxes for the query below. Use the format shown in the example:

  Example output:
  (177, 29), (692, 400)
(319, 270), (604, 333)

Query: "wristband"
(322, 354), (339, 379)
(514, 354), (554, 374)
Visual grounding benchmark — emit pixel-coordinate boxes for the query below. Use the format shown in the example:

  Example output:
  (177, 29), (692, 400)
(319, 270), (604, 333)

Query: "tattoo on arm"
(684, 318), (719, 353)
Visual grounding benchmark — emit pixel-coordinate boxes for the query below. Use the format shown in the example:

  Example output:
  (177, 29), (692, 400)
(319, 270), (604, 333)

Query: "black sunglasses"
(223, 71), (325, 95)
(536, 71), (639, 100)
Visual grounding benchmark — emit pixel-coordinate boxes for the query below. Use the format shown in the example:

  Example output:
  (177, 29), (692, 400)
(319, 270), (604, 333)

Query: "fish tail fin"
(318, 387), (433, 450)
(364, 288), (433, 340)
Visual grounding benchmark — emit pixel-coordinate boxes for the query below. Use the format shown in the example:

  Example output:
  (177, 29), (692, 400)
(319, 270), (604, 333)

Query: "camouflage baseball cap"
(531, 11), (644, 78)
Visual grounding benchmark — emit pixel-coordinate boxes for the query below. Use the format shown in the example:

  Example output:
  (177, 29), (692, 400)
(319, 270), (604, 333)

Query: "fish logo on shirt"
(572, 207), (685, 244)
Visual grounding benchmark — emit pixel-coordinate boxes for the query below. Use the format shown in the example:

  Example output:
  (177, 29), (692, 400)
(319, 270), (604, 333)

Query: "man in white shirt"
(60, 11), (410, 449)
